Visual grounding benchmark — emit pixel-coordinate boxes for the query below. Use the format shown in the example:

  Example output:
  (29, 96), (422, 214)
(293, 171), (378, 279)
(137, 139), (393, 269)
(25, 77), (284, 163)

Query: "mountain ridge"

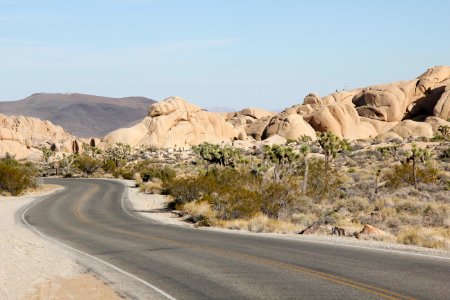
(0, 93), (156, 137)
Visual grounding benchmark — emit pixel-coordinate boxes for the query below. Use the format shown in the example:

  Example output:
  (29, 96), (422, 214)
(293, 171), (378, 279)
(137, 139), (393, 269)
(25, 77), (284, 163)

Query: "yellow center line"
(72, 191), (415, 300)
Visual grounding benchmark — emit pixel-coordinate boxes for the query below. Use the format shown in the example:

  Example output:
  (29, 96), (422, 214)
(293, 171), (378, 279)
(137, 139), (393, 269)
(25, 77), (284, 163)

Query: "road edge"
(21, 178), (177, 300)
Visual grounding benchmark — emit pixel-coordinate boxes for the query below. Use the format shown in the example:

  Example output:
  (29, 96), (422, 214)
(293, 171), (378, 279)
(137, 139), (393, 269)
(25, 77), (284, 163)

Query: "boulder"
(245, 117), (272, 141)
(308, 102), (378, 139)
(0, 114), (79, 160)
(432, 86), (450, 120)
(238, 108), (273, 119)
(360, 117), (398, 135)
(303, 93), (322, 105)
(299, 222), (329, 235)
(389, 120), (433, 138)
(416, 66), (450, 94)
(424, 116), (450, 134)
(360, 225), (385, 235)
(353, 81), (417, 122)
(375, 132), (404, 143)
(262, 114), (316, 141)
(261, 134), (287, 145)
(102, 96), (240, 148)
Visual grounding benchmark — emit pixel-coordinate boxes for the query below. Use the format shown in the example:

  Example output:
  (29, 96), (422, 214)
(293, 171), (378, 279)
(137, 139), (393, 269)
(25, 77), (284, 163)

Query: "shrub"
(0, 157), (38, 195)
(397, 227), (446, 249)
(306, 158), (343, 201)
(384, 162), (439, 189)
(139, 165), (175, 182)
(103, 159), (117, 173)
(183, 201), (216, 226)
(75, 155), (102, 175)
(261, 182), (298, 219)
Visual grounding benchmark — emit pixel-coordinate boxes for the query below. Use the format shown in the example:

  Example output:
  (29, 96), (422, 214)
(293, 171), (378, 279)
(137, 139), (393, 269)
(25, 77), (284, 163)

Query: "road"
(23, 178), (450, 299)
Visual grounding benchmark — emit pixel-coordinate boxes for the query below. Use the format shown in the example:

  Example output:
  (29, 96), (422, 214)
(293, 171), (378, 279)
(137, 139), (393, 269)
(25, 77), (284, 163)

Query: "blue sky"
(1, 0), (449, 110)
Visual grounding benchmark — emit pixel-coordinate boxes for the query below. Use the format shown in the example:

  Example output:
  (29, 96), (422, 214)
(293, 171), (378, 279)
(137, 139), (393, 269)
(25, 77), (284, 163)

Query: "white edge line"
(21, 183), (177, 300)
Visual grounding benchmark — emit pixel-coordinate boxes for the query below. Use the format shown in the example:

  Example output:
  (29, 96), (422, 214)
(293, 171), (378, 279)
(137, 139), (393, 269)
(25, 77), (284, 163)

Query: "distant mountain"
(0, 93), (156, 137)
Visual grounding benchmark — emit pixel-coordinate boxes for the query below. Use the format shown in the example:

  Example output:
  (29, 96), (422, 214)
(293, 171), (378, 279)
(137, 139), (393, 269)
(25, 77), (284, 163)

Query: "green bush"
(135, 162), (176, 182)
(306, 158), (342, 202)
(75, 155), (102, 175)
(103, 159), (117, 173)
(163, 167), (300, 220)
(0, 157), (38, 195)
(113, 166), (134, 179)
(384, 162), (439, 189)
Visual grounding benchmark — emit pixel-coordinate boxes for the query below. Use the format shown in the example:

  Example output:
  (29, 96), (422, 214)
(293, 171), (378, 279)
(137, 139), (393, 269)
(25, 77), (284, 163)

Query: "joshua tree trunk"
(302, 156), (309, 195)
(413, 158), (417, 189)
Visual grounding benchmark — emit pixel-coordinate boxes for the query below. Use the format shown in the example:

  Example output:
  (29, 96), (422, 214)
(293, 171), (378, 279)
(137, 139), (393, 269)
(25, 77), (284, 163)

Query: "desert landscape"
(2, 66), (450, 299)
(2, 1), (450, 299)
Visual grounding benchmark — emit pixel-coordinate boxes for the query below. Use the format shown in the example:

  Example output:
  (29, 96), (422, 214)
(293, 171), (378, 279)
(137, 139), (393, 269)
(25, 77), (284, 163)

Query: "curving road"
(23, 179), (450, 299)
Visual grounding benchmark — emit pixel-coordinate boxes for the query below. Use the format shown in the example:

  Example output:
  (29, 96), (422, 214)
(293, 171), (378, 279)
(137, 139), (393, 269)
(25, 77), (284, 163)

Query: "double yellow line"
(73, 189), (414, 300)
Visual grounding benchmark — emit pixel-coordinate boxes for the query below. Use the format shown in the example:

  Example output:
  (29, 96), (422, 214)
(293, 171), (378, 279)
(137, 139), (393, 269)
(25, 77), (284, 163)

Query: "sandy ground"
(124, 181), (194, 227)
(0, 185), (120, 300)
(122, 180), (450, 258)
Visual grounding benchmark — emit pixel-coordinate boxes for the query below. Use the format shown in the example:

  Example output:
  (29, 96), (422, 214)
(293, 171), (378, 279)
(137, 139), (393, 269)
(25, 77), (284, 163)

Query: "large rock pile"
(261, 65), (450, 141)
(0, 114), (79, 160)
(102, 97), (242, 148)
(101, 66), (450, 149)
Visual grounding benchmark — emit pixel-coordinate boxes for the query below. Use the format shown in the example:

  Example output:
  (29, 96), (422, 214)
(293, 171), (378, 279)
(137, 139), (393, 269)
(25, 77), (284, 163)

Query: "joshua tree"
(60, 153), (78, 175)
(438, 125), (450, 139)
(104, 143), (132, 167)
(263, 144), (299, 183)
(41, 146), (55, 168)
(299, 144), (310, 195)
(193, 142), (240, 167)
(404, 143), (432, 189)
(316, 131), (350, 171)
(82, 143), (101, 158)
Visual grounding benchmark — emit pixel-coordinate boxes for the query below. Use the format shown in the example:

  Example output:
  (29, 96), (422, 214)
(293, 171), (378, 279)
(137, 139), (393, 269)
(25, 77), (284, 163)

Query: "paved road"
(23, 179), (450, 299)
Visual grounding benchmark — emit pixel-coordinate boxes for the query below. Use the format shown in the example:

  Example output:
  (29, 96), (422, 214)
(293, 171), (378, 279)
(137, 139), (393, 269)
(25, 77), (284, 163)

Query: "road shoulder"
(1, 184), (120, 300)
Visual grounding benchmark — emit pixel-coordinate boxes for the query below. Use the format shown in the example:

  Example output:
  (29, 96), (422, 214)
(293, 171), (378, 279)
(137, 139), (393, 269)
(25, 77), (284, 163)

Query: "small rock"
(360, 224), (384, 235)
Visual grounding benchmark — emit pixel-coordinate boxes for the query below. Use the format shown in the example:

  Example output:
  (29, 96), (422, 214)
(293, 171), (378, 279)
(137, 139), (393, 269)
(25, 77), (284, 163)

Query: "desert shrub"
(384, 162), (439, 189)
(335, 197), (370, 214)
(440, 147), (450, 161)
(422, 203), (449, 227)
(137, 165), (176, 182)
(75, 155), (102, 175)
(0, 157), (38, 195)
(183, 201), (216, 226)
(306, 158), (343, 202)
(140, 180), (163, 194)
(261, 181), (299, 219)
(113, 166), (134, 179)
(103, 159), (117, 173)
(214, 188), (262, 220)
(397, 227), (446, 249)
(163, 167), (301, 220)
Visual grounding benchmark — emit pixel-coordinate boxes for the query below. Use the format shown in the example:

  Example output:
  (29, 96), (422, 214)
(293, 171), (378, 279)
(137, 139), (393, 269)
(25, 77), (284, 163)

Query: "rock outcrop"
(101, 66), (450, 148)
(102, 97), (241, 148)
(257, 65), (450, 142)
(0, 114), (79, 160)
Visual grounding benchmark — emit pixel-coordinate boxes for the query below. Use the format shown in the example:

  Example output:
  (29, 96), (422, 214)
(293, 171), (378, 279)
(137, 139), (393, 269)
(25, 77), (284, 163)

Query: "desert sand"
(0, 185), (119, 300)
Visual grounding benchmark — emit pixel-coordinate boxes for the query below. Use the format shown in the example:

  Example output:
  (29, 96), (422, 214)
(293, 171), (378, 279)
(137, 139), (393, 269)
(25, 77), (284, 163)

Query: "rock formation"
(259, 65), (450, 142)
(0, 114), (79, 160)
(100, 66), (450, 149)
(102, 97), (241, 148)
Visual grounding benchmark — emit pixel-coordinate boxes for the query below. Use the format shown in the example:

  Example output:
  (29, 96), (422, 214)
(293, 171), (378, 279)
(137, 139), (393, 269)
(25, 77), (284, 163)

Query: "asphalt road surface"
(23, 178), (450, 299)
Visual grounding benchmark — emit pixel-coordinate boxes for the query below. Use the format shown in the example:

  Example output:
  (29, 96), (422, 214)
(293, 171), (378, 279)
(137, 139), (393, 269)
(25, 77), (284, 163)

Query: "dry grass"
(397, 227), (450, 249)
(139, 181), (162, 194)
(182, 201), (217, 225)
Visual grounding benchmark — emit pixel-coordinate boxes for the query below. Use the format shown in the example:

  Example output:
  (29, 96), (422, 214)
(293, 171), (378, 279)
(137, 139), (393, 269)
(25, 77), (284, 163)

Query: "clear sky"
(1, 0), (450, 110)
